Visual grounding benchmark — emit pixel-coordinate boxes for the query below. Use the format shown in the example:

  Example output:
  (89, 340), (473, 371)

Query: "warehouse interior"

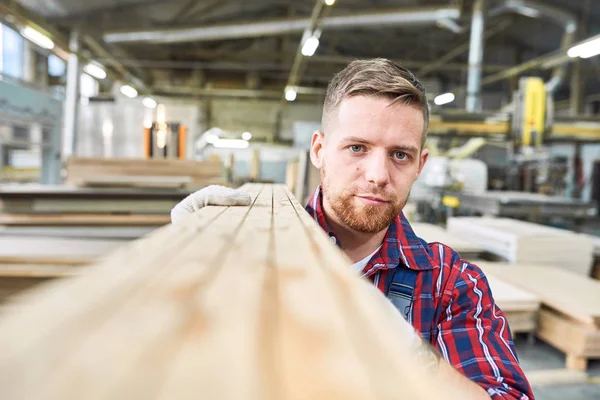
(1, 0), (600, 398)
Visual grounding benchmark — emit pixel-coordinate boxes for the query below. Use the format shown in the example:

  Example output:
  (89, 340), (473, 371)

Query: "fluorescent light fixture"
(434, 92), (455, 106)
(241, 131), (253, 141)
(143, 97), (157, 108)
(568, 36), (600, 59)
(83, 62), (106, 80)
(21, 26), (54, 50)
(514, 5), (540, 18)
(301, 35), (320, 57)
(324, 0), (336, 5)
(213, 139), (249, 149)
(285, 88), (297, 102)
(120, 84), (138, 98)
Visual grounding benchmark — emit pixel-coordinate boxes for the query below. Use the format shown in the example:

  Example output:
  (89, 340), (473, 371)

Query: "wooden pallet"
(536, 309), (600, 371)
(0, 184), (471, 399)
(484, 274), (540, 334)
(479, 262), (600, 370)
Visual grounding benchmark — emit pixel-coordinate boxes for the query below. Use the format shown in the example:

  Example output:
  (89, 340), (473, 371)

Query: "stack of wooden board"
(478, 262), (600, 371)
(410, 222), (483, 259)
(447, 217), (594, 276)
(483, 273), (540, 334)
(66, 157), (225, 190)
(0, 235), (126, 303)
(0, 213), (167, 239)
(0, 185), (191, 215)
(0, 184), (471, 399)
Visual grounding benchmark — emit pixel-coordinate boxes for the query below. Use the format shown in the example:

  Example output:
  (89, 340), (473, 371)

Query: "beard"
(321, 163), (407, 234)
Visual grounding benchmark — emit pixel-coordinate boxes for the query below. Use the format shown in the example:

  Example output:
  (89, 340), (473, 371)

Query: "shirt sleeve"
(433, 260), (534, 399)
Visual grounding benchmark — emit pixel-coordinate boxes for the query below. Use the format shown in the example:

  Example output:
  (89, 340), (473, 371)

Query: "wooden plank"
(485, 275), (540, 313)
(411, 222), (483, 258)
(0, 236), (125, 266)
(0, 213), (170, 226)
(479, 262), (600, 328)
(0, 264), (78, 278)
(65, 157), (224, 189)
(504, 311), (537, 334)
(447, 217), (594, 276)
(0, 184), (471, 400)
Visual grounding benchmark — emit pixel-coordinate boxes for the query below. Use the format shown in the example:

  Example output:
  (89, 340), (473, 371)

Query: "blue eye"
(349, 145), (363, 153)
(393, 152), (407, 160)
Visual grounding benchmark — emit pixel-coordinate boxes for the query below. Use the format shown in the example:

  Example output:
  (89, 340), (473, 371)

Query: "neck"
(322, 199), (388, 263)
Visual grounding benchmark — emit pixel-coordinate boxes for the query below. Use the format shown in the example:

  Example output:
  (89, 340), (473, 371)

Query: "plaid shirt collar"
(305, 186), (435, 274)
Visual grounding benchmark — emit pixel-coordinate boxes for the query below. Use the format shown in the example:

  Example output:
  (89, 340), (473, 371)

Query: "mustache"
(350, 187), (396, 201)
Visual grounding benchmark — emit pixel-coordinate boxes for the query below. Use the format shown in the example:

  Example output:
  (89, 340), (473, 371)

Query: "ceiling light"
(568, 36), (600, 59)
(21, 27), (54, 50)
(83, 62), (106, 80)
(213, 139), (249, 149)
(301, 35), (320, 57)
(324, 0), (336, 5)
(285, 88), (297, 102)
(434, 92), (455, 106)
(143, 97), (157, 108)
(120, 85), (138, 98)
(241, 131), (252, 141)
(514, 5), (540, 18)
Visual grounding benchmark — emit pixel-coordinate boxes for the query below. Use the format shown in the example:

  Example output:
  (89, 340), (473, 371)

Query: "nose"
(363, 151), (390, 187)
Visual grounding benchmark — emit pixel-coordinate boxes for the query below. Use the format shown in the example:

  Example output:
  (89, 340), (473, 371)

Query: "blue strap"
(384, 267), (418, 321)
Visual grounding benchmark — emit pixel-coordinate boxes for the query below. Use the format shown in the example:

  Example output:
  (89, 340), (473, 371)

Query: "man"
(171, 59), (534, 399)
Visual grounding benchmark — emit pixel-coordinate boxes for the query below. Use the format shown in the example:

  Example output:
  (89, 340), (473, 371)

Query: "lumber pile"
(483, 273), (540, 334)
(0, 184), (470, 399)
(66, 157), (225, 190)
(410, 222), (483, 259)
(0, 184), (190, 215)
(447, 217), (594, 276)
(478, 262), (600, 371)
(0, 235), (127, 303)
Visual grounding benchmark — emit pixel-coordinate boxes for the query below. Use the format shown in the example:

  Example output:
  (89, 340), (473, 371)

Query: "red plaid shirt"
(306, 187), (534, 399)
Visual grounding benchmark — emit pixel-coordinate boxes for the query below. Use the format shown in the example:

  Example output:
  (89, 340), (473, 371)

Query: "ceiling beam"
(417, 17), (513, 77)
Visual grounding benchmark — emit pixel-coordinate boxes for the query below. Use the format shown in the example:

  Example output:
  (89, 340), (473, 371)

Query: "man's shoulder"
(420, 240), (487, 281)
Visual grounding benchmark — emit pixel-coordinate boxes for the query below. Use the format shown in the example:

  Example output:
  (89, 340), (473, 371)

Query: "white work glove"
(171, 185), (252, 224)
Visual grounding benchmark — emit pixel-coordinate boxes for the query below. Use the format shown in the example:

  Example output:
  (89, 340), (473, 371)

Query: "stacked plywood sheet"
(0, 184), (472, 400)
(483, 274), (540, 334)
(66, 157), (225, 190)
(410, 222), (483, 259)
(478, 262), (600, 371)
(0, 235), (127, 303)
(447, 217), (594, 276)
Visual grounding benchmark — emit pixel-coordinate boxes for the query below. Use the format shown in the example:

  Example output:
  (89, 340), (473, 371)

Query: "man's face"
(310, 95), (429, 234)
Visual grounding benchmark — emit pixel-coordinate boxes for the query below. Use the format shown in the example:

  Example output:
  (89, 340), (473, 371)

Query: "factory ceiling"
(3, 0), (600, 104)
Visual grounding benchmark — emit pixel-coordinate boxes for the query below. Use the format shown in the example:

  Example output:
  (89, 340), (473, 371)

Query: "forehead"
(327, 96), (424, 146)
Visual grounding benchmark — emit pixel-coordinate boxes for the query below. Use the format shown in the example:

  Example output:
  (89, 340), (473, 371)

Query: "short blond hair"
(322, 58), (429, 146)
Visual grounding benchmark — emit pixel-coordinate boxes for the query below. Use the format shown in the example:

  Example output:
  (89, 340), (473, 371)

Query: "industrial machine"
(415, 76), (600, 227)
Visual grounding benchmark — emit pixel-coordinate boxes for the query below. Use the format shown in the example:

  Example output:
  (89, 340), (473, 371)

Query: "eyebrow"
(340, 136), (420, 154)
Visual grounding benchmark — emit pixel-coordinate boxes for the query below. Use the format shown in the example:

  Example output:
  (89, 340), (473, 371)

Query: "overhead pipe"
(466, 0), (486, 112)
(484, 0), (577, 93)
(103, 6), (461, 44)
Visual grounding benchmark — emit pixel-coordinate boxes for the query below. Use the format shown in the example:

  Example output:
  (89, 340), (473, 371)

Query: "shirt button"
(329, 236), (337, 244)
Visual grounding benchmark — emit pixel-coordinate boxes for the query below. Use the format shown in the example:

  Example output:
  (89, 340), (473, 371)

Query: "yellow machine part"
(521, 77), (546, 147)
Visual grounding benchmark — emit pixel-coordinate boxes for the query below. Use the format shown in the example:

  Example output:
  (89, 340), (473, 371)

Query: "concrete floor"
(513, 335), (600, 399)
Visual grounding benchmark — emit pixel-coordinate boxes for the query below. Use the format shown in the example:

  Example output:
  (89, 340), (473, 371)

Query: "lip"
(355, 195), (390, 204)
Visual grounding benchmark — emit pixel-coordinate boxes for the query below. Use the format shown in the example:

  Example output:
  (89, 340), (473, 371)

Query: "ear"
(415, 148), (429, 180)
(309, 130), (325, 169)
